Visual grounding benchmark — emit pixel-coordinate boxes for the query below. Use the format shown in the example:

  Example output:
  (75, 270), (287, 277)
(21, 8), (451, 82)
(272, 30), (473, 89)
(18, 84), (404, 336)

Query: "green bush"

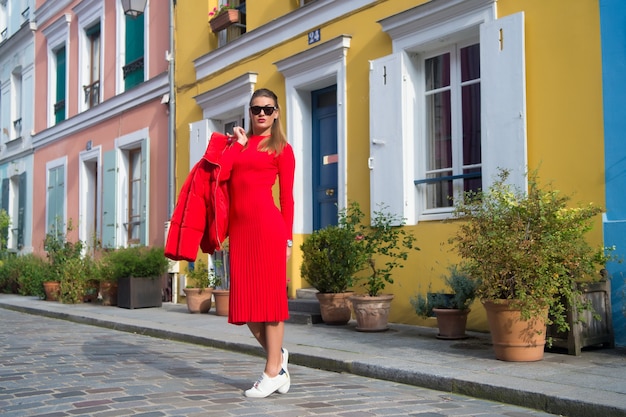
(101, 246), (169, 281)
(411, 264), (477, 318)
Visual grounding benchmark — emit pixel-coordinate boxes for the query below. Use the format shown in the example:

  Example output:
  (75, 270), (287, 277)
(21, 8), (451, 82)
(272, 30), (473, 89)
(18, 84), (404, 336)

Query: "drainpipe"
(168, 0), (176, 219)
(168, 0), (178, 303)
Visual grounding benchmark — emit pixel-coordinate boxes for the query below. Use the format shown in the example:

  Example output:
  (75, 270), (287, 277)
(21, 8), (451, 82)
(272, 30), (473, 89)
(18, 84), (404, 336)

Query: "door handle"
(325, 189), (335, 196)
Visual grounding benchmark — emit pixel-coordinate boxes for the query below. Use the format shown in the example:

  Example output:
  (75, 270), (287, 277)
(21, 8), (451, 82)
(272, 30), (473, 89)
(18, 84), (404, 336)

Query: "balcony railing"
(84, 81), (100, 109)
(12, 118), (22, 139)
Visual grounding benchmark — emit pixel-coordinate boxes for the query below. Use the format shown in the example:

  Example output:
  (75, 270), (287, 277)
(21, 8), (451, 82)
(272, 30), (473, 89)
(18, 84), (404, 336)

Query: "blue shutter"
(1, 178), (8, 247)
(102, 150), (117, 248)
(369, 53), (406, 226)
(139, 141), (147, 245)
(480, 12), (527, 192)
(17, 172), (25, 248)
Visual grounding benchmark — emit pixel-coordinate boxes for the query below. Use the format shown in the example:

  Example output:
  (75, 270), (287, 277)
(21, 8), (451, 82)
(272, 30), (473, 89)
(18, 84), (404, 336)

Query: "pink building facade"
(31, 0), (171, 256)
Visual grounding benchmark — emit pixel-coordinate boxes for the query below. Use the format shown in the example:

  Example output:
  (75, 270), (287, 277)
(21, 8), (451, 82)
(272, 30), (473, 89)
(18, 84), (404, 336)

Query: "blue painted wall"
(600, 0), (626, 347)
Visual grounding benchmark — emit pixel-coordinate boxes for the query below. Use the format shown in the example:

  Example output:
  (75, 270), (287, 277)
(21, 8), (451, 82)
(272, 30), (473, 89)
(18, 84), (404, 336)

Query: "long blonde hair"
(248, 88), (287, 155)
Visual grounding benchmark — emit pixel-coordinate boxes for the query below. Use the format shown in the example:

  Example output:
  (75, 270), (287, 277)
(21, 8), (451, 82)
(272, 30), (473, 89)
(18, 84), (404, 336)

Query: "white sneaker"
(244, 370), (289, 398)
(277, 348), (290, 394)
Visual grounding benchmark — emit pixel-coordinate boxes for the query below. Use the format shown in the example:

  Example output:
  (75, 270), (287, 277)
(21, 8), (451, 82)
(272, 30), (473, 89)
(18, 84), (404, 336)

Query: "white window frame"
(115, 128), (149, 247)
(192, 72), (257, 169)
(78, 145), (102, 248)
(10, 68), (22, 140)
(42, 14), (71, 127)
(74, 0), (104, 113)
(275, 34), (351, 234)
(372, 0), (527, 224)
(417, 38), (481, 216)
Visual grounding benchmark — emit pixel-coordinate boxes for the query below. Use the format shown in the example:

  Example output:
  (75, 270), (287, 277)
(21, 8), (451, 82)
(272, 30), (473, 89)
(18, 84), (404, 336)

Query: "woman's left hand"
(233, 126), (248, 146)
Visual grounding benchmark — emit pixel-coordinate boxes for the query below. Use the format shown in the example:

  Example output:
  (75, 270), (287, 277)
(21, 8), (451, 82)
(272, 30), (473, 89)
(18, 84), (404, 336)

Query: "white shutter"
(369, 53), (405, 225)
(480, 12), (527, 192)
(189, 119), (209, 171)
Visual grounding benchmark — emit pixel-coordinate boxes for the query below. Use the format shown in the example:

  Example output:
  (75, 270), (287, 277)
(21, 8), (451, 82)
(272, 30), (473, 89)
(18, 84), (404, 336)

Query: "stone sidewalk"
(1, 294), (625, 417)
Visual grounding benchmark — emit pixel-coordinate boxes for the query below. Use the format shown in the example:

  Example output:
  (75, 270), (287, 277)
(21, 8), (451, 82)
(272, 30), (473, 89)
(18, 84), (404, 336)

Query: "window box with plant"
(410, 264), (477, 340)
(208, 4), (239, 33)
(449, 168), (611, 361)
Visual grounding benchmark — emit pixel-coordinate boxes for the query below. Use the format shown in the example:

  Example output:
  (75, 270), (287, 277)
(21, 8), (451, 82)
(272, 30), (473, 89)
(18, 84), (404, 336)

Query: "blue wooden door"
(312, 85), (338, 230)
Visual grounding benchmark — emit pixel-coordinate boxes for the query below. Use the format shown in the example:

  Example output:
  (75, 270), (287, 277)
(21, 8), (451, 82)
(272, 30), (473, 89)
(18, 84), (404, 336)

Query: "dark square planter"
(117, 276), (162, 309)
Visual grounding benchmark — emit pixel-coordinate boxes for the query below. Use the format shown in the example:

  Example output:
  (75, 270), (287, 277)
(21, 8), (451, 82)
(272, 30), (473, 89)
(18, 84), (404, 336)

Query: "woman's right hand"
(233, 126), (248, 146)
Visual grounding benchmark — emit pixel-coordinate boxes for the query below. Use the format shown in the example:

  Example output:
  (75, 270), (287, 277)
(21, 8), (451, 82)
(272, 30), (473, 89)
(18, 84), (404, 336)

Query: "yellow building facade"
(172, 0), (605, 331)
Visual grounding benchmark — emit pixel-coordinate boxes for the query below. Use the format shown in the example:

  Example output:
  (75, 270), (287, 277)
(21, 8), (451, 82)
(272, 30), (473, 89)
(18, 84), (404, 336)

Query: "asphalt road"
(0, 309), (561, 417)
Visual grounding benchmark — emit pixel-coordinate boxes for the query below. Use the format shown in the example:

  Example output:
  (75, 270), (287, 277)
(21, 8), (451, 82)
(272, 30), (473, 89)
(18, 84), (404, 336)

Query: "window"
(370, 2), (526, 224)
(421, 43), (481, 210)
(54, 46), (66, 124)
(224, 0), (246, 44)
(11, 69), (22, 140)
(1, 173), (25, 251)
(123, 14), (144, 90)
(0, 0), (6, 40)
(46, 161), (66, 238)
(84, 23), (101, 109)
(127, 148), (142, 244)
(102, 131), (148, 248)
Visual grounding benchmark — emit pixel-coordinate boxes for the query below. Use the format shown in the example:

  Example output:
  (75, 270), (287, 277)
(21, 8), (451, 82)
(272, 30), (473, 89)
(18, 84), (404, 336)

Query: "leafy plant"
(44, 219), (85, 283)
(15, 254), (55, 299)
(449, 168), (611, 332)
(208, 3), (235, 18)
(185, 257), (214, 291)
(100, 245), (169, 281)
(354, 202), (419, 297)
(300, 205), (367, 294)
(411, 264), (477, 318)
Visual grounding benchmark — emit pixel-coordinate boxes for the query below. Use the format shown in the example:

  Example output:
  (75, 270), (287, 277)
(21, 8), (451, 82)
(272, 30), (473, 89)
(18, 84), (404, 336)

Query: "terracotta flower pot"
(316, 292), (353, 325)
(483, 300), (548, 362)
(183, 288), (213, 313)
(213, 289), (230, 316)
(350, 294), (394, 332)
(43, 281), (60, 301)
(433, 308), (470, 340)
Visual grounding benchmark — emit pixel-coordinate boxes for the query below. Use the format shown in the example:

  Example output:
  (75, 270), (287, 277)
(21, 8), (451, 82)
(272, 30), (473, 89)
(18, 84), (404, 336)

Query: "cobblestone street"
(0, 309), (561, 417)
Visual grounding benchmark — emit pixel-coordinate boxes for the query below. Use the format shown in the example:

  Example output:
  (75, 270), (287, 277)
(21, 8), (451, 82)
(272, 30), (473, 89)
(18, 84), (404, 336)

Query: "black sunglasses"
(250, 106), (277, 116)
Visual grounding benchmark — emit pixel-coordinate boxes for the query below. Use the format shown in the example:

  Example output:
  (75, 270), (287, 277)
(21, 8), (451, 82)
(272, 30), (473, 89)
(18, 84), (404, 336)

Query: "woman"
(219, 88), (295, 398)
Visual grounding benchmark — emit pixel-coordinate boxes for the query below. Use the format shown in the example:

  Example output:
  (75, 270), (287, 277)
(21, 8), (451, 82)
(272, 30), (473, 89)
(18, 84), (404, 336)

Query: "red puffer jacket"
(164, 132), (230, 261)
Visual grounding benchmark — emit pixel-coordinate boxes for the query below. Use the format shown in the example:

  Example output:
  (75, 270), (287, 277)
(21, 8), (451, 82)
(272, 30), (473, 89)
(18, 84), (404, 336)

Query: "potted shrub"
(347, 202), (419, 332)
(43, 222), (87, 303)
(101, 246), (168, 309)
(211, 248), (230, 317)
(449, 169), (610, 361)
(183, 256), (214, 314)
(300, 205), (367, 325)
(410, 264), (477, 339)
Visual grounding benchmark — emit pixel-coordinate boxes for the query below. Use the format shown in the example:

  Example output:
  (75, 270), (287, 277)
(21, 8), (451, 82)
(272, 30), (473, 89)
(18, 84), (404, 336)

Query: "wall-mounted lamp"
(121, 0), (147, 18)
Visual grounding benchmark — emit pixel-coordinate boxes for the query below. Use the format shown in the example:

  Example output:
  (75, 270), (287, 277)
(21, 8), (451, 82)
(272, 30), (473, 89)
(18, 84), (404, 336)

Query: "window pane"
(128, 150), (141, 243)
(462, 83), (481, 166)
(460, 44), (480, 82)
(426, 90), (452, 171)
(425, 53), (450, 91)
(426, 175), (453, 209)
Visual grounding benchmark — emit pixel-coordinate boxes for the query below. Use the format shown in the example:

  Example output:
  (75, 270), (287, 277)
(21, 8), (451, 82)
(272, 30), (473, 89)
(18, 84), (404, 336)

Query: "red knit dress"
(219, 135), (295, 325)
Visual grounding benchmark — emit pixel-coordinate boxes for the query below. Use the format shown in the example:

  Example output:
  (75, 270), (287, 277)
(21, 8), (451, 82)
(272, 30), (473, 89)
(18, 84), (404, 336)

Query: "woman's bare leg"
(246, 321), (284, 377)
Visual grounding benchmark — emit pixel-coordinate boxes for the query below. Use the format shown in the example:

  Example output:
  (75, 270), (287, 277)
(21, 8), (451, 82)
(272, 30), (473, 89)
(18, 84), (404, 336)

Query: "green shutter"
(102, 150), (117, 248)
(55, 47), (66, 123)
(47, 166), (64, 236)
(124, 15), (144, 90)
(17, 172), (25, 248)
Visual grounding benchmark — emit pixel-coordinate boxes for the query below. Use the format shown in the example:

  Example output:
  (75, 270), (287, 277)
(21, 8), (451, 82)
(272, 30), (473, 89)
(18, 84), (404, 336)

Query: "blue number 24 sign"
(308, 29), (320, 45)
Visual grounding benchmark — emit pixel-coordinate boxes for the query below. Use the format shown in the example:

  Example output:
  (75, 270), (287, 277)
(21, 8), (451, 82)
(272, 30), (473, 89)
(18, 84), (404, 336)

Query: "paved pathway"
(0, 309), (560, 417)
